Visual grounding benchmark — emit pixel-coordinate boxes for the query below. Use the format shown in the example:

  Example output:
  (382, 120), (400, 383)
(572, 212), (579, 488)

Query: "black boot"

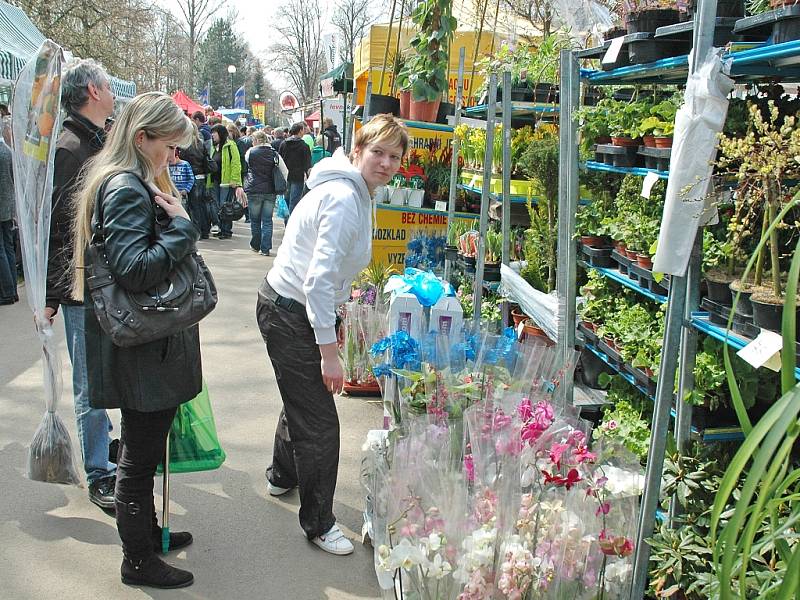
(117, 497), (194, 589)
(121, 555), (194, 589)
(151, 509), (193, 553)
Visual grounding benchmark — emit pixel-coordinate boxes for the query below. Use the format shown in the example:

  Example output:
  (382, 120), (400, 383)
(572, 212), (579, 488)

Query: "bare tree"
(173, 0), (226, 94)
(270, 0), (327, 104)
(332, 0), (375, 65)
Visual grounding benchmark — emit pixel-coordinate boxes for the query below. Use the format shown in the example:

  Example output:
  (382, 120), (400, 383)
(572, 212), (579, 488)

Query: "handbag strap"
(92, 171), (161, 244)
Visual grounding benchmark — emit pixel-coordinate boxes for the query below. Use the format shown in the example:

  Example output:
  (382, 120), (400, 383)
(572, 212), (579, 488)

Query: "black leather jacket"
(84, 173), (203, 411)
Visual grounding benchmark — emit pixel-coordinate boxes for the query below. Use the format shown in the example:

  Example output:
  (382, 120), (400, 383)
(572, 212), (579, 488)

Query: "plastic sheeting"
(500, 263), (559, 342)
(653, 48), (734, 276)
(12, 40), (79, 484)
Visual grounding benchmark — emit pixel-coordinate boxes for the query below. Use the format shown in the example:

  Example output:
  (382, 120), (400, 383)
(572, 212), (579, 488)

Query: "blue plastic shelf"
(690, 312), (800, 381)
(580, 39), (800, 85)
(457, 183), (537, 204)
(579, 260), (667, 303)
(584, 160), (669, 179)
(466, 102), (560, 118)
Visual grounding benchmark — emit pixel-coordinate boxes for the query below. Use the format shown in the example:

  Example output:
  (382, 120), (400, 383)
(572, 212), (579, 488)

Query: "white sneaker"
(267, 481), (293, 497)
(310, 524), (354, 556)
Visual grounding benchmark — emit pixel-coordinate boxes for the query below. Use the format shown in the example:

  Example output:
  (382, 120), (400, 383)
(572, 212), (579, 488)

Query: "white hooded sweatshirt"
(266, 148), (373, 345)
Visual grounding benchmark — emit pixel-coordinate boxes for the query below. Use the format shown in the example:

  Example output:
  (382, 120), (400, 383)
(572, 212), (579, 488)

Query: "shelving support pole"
(671, 232), (702, 523)
(630, 1), (718, 597)
(556, 49), (579, 395)
(501, 71), (512, 328)
(445, 48), (466, 282)
(473, 73), (497, 323)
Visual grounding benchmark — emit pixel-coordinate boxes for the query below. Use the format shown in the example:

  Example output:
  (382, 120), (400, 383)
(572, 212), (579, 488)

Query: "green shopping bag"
(157, 382), (226, 474)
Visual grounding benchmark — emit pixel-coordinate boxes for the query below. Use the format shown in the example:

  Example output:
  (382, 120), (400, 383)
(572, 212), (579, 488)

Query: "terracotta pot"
(522, 321), (554, 346)
(603, 335), (618, 351)
(614, 240), (627, 253)
(595, 135), (612, 145)
(643, 366), (655, 378)
(511, 308), (528, 327)
(654, 136), (673, 148)
(624, 248), (638, 260)
(636, 253), (653, 269)
(642, 135), (656, 148)
(581, 320), (597, 332)
(771, 0), (798, 7)
(399, 90), (411, 119)
(409, 97), (441, 122)
(580, 235), (605, 248)
(611, 136), (641, 147)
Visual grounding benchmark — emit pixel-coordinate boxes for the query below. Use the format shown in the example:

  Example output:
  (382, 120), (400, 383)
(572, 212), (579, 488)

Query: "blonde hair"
(351, 114), (409, 157)
(226, 123), (239, 140)
(70, 91), (193, 299)
(251, 130), (268, 145)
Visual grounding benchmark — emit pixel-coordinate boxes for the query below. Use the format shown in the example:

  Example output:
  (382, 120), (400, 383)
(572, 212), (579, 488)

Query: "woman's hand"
(152, 188), (190, 221)
(319, 342), (344, 395)
(236, 186), (247, 208)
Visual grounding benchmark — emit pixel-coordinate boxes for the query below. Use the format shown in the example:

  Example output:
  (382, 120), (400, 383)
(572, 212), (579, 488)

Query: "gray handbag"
(86, 172), (217, 347)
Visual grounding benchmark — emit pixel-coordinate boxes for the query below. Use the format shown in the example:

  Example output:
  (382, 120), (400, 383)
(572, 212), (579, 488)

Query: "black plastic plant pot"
(579, 347), (615, 389)
(731, 311), (754, 336)
(582, 245), (615, 268)
(597, 144), (643, 168)
(628, 38), (691, 64)
(601, 47), (633, 71)
(701, 297), (732, 326)
(445, 246), (459, 261)
(705, 277), (733, 306)
(583, 87), (602, 106)
(730, 283), (754, 316)
(626, 9), (681, 33)
(483, 264), (501, 282)
(751, 296), (800, 335)
(496, 85), (535, 102)
(366, 94), (400, 118)
(436, 102), (455, 124)
(532, 83), (560, 103)
(604, 26), (628, 41)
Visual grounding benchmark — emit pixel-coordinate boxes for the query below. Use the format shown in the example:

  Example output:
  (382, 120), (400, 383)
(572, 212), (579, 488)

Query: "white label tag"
(602, 37), (625, 65)
(435, 200), (447, 212)
(516, 321), (526, 339)
(641, 171), (660, 198)
(737, 329), (783, 371)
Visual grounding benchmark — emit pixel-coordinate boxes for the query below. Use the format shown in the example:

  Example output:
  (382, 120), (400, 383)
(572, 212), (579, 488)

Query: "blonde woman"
(72, 92), (202, 589)
(257, 114), (408, 555)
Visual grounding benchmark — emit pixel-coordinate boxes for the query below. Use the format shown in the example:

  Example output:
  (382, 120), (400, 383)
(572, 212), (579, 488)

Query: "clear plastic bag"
(11, 41), (79, 485)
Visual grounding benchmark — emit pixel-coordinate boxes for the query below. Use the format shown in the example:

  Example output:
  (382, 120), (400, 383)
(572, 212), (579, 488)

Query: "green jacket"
(207, 139), (242, 188)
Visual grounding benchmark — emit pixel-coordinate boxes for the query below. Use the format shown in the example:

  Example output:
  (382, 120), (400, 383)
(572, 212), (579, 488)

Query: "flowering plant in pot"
(402, 0), (456, 122)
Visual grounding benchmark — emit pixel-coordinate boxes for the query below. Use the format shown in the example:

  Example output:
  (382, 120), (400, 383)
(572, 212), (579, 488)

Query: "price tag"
(641, 171), (660, 198)
(602, 37), (625, 65)
(516, 321), (526, 339)
(737, 329), (783, 371)
(435, 200), (448, 212)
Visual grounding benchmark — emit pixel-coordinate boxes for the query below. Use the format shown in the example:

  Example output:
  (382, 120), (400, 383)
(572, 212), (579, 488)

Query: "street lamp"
(227, 64), (236, 107)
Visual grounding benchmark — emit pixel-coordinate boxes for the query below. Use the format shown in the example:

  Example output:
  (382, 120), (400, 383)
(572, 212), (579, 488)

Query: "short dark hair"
(211, 123), (228, 145)
(289, 122), (304, 136)
(0, 104), (8, 117)
(192, 110), (205, 123)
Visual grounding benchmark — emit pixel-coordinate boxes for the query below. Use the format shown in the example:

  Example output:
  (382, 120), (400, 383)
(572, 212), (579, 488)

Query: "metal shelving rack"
(559, 3), (800, 597)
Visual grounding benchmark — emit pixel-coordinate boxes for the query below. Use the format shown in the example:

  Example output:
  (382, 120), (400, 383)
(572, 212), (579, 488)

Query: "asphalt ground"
(0, 217), (384, 600)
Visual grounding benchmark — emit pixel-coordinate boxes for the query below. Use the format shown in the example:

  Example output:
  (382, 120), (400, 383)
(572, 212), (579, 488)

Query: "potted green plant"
(637, 97), (678, 147)
(483, 226), (502, 281)
(624, 0), (681, 34)
(607, 99), (651, 146)
(403, 0), (456, 122)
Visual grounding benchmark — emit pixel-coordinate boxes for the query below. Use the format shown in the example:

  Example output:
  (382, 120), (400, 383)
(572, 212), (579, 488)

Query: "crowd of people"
(2, 57), (404, 590)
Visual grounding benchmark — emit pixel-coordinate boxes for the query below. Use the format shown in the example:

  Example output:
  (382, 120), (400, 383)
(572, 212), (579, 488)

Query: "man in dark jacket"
(279, 122), (311, 214)
(0, 118), (15, 306)
(270, 127), (286, 152)
(45, 58), (117, 510)
(317, 118), (342, 153)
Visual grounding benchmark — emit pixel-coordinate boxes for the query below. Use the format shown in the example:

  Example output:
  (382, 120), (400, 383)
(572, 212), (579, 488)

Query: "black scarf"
(68, 111), (107, 152)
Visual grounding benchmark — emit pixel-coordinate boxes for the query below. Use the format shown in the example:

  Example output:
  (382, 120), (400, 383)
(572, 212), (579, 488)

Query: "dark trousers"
(0, 220), (17, 301)
(256, 291), (339, 539)
(187, 183), (210, 236)
(287, 180), (305, 215)
(115, 406), (177, 560)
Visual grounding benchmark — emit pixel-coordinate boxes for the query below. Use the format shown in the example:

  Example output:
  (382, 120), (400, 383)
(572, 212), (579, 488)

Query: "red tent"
(304, 110), (320, 124)
(171, 90), (205, 116)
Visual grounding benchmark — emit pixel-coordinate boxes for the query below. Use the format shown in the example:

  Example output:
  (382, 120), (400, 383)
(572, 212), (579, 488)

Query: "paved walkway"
(0, 218), (383, 599)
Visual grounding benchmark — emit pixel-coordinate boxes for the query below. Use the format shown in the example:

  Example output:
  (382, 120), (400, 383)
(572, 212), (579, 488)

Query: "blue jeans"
(287, 180), (305, 215)
(0, 220), (17, 300)
(187, 183), (209, 236)
(248, 193), (275, 253)
(62, 304), (116, 484)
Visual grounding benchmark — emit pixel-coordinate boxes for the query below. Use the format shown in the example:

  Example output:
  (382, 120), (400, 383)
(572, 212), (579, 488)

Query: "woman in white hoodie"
(256, 114), (408, 555)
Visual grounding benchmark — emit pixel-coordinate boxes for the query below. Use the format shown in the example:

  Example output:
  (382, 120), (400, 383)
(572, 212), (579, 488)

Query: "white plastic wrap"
(550, 0), (616, 39)
(11, 41), (79, 484)
(500, 263), (559, 342)
(652, 48), (734, 276)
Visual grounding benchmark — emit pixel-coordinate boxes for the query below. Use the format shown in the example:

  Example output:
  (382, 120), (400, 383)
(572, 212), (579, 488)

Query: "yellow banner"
(373, 205), (475, 269)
